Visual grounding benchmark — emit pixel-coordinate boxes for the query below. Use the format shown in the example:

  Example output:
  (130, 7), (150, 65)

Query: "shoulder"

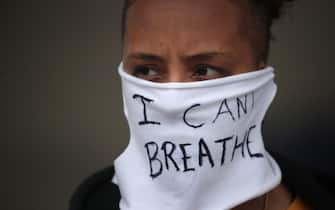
(288, 197), (312, 210)
(68, 166), (120, 210)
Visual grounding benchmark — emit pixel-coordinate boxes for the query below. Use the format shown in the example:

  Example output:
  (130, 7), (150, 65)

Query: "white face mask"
(113, 62), (282, 210)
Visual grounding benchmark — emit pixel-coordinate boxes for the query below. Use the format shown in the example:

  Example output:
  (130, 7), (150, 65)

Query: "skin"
(122, 0), (265, 83)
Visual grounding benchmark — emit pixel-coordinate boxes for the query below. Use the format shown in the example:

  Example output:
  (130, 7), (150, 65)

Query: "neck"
(232, 184), (292, 210)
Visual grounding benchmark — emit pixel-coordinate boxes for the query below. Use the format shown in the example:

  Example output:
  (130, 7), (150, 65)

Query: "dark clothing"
(69, 166), (120, 210)
(69, 152), (334, 210)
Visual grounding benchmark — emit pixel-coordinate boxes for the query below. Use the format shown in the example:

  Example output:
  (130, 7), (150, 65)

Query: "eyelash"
(132, 65), (160, 77)
(131, 64), (228, 80)
(193, 64), (225, 76)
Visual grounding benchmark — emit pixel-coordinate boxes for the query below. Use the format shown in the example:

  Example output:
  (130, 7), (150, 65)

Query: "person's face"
(123, 0), (264, 82)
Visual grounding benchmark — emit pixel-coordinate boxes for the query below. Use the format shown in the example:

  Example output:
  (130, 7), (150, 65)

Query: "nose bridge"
(166, 57), (190, 82)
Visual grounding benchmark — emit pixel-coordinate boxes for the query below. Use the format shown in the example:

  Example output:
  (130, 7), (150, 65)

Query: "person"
(68, 0), (333, 209)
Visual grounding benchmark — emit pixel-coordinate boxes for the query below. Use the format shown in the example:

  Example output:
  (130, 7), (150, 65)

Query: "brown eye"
(192, 65), (225, 80)
(132, 65), (160, 81)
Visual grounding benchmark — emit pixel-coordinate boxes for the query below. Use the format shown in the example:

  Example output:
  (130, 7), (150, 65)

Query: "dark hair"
(121, 0), (295, 62)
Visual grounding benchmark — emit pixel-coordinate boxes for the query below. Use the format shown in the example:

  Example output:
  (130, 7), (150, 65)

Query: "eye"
(132, 65), (161, 81)
(192, 65), (225, 80)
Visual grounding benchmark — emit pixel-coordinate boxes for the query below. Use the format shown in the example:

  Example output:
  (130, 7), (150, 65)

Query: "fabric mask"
(112, 62), (282, 210)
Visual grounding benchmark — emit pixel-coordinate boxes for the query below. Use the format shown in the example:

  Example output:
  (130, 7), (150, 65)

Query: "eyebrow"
(126, 53), (165, 62)
(126, 51), (229, 62)
(183, 52), (229, 61)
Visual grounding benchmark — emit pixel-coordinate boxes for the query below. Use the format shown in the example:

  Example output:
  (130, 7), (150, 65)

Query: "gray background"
(4, 0), (335, 210)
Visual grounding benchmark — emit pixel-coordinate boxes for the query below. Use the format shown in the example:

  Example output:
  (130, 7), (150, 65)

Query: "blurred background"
(3, 0), (335, 209)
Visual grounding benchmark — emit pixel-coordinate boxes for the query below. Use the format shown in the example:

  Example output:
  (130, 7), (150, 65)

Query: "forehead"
(124, 0), (255, 55)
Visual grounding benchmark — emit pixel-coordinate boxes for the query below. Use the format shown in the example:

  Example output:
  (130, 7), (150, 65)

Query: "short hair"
(121, 0), (295, 62)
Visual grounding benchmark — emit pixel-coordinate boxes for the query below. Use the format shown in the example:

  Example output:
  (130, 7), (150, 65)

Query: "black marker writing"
(143, 127), (264, 178)
(246, 125), (264, 158)
(231, 135), (246, 161)
(237, 95), (248, 119)
(161, 141), (180, 171)
(212, 98), (235, 123)
(133, 94), (161, 126)
(179, 143), (195, 172)
(183, 104), (205, 128)
(144, 141), (163, 178)
(214, 136), (234, 166)
(199, 138), (214, 167)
